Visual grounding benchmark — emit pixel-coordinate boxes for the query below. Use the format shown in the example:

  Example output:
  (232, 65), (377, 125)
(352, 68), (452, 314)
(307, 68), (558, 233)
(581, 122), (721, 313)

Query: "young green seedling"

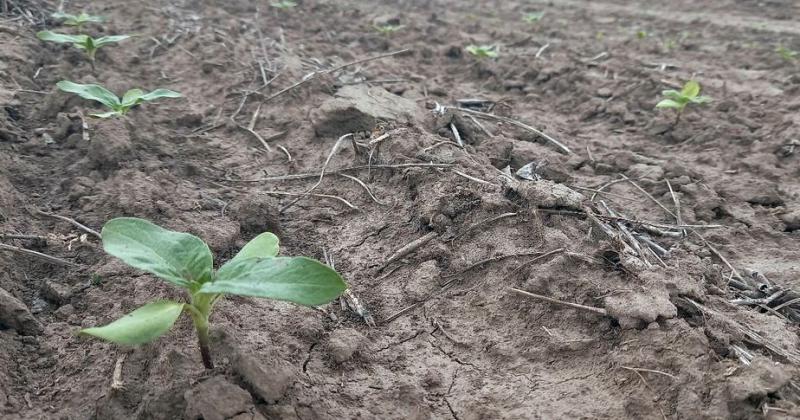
(522, 12), (545, 23)
(655, 80), (711, 125)
(56, 80), (181, 118)
(81, 218), (347, 369)
(51, 11), (104, 28)
(373, 24), (404, 35)
(776, 45), (798, 62)
(465, 44), (498, 59)
(271, 0), (297, 10)
(37, 30), (129, 67)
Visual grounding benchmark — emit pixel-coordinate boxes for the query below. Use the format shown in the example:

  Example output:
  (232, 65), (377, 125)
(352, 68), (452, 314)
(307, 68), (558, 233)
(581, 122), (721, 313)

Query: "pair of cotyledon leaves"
(56, 80), (181, 118)
(51, 11), (105, 27)
(465, 44), (498, 58)
(655, 80), (711, 111)
(81, 218), (347, 345)
(37, 30), (129, 59)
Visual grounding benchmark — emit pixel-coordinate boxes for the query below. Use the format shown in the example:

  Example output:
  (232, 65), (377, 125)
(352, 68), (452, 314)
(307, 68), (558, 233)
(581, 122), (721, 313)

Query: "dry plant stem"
(78, 111), (90, 142)
(452, 170), (497, 186)
(111, 354), (127, 391)
(280, 133), (353, 213)
(623, 367), (669, 420)
(450, 123), (464, 147)
(442, 248), (564, 287)
(343, 289), (376, 327)
(452, 212), (518, 242)
(453, 107), (572, 155)
(465, 114), (493, 137)
(505, 248), (566, 279)
(621, 175), (676, 219)
(236, 124), (272, 152)
(380, 231), (439, 270)
(686, 298), (800, 365)
(0, 243), (77, 266)
(620, 366), (677, 379)
(261, 49), (409, 105)
(600, 202), (651, 267)
(665, 179), (682, 226)
(36, 209), (101, 239)
(772, 297), (800, 313)
(382, 301), (423, 324)
(537, 208), (721, 231)
(222, 163), (453, 183)
(510, 288), (608, 316)
(264, 190), (358, 210)
(338, 173), (385, 205)
(691, 230), (745, 284)
(590, 177), (628, 201)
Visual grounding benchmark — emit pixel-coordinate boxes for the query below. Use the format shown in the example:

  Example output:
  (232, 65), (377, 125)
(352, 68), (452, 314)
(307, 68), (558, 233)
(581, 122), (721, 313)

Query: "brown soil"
(1, 0), (800, 419)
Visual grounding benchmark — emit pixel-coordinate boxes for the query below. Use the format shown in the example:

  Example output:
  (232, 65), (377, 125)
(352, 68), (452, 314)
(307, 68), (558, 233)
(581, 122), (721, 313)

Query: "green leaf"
(466, 44), (498, 58)
(691, 95), (712, 104)
(90, 111), (122, 118)
(523, 12), (544, 23)
(81, 301), (185, 345)
(660, 89), (682, 100)
(52, 11), (104, 25)
(138, 89), (182, 102)
(50, 12), (75, 20)
(75, 12), (105, 24)
(655, 99), (683, 109)
(121, 89), (145, 107)
(57, 80), (121, 110)
(36, 30), (88, 45)
(93, 35), (131, 48)
(101, 217), (214, 288)
(201, 256), (347, 307)
(228, 232), (280, 265)
(680, 80), (700, 98)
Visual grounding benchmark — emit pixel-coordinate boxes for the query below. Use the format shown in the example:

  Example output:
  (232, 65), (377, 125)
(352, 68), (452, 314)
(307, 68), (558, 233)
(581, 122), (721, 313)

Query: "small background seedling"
(37, 31), (129, 68)
(51, 11), (104, 28)
(776, 45), (798, 62)
(373, 24), (404, 35)
(271, 0), (297, 10)
(57, 80), (181, 118)
(523, 12), (545, 23)
(636, 30), (648, 39)
(465, 44), (498, 59)
(655, 80), (711, 125)
(80, 218), (346, 369)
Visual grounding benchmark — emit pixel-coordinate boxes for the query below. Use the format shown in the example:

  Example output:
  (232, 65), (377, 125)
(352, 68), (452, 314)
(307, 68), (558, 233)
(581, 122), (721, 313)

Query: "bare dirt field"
(1, 0), (799, 419)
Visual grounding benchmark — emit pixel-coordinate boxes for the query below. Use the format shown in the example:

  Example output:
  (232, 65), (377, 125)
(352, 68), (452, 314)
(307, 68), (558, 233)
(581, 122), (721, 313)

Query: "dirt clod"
(233, 352), (295, 404)
(510, 179), (585, 210)
(311, 85), (417, 137)
(0, 287), (42, 335)
(326, 328), (368, 364)
(184, 376), (257, 420)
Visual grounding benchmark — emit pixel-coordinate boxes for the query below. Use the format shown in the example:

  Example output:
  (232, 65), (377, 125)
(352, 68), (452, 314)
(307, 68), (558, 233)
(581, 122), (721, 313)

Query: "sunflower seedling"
(656, 80), (711, 125)
(373, 24), (404, 35)
(465, 44), (498, 59)
(776, 45), (798, 62)
(51, 11), (104, 28)
(523, 12), (545, 23)
(57, 80), (181, 118)
(37, 30), (129, 68)
(81, 218), (347, 369)
(271, 0), (297, 10)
